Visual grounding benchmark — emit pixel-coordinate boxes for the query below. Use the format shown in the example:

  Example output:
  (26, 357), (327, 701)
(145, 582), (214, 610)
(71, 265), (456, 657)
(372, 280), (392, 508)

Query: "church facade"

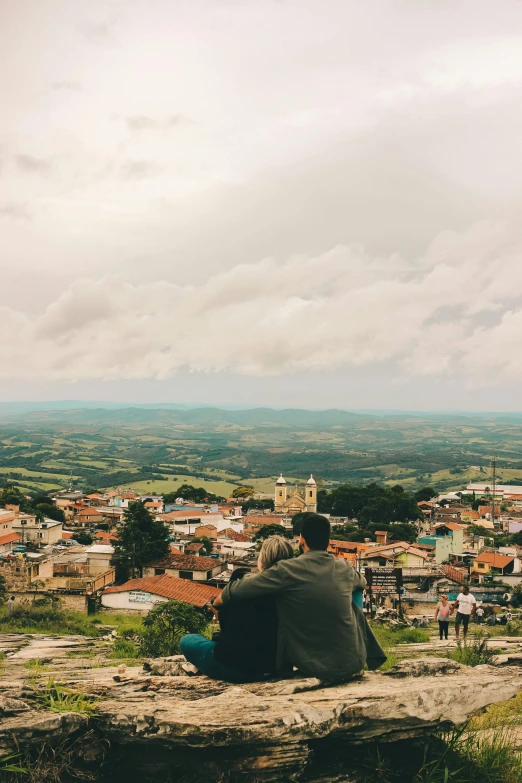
(274, 474), (317, 515)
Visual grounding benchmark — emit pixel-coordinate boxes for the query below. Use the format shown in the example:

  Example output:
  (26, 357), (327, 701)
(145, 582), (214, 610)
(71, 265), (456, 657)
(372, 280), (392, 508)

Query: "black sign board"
(364, 567), (403, 591)
(364, 567), (404, 618)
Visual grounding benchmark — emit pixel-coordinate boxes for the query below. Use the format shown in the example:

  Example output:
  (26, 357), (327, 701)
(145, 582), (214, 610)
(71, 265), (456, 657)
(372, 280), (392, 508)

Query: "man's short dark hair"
(300, 513), (330, 550)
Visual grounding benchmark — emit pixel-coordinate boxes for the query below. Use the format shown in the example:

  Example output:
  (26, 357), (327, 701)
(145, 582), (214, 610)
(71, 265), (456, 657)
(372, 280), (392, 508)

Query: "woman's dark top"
(214, 595), (278, 674)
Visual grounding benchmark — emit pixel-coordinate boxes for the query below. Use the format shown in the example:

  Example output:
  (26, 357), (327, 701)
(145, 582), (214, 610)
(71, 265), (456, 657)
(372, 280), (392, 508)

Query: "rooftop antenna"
(68, 470), (73, 491)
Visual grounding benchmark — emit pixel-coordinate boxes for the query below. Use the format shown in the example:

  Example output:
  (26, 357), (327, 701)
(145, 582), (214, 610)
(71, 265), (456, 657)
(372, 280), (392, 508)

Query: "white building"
(84, 544), (114, 574)
(214, 538), (256, 558)
(12, 517), (63, 546)
(101, 574), (220, 612)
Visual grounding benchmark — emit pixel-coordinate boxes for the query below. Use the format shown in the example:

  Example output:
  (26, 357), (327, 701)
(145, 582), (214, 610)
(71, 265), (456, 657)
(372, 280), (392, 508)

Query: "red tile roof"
(185, 542), (204, 553)
(95, 531), (119, 542)
(146, 553), (222, 571)
(103, 575), (221, 607)
(474, 552), (514, 568)
(329, 540), (371, 552)
(0, 532), (21, 546)
(435, 522), (462, 531)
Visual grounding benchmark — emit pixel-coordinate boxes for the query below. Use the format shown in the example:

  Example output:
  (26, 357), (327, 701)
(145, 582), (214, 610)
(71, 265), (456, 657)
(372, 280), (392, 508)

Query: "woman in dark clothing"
(180, 536), (294, 682)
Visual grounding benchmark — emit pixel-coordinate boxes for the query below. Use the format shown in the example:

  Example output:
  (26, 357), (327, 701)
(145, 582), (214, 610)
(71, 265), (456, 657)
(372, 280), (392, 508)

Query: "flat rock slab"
(2, 656), (522, 779)
(92, 658), (522, 775)
(6, 634), (98, 660)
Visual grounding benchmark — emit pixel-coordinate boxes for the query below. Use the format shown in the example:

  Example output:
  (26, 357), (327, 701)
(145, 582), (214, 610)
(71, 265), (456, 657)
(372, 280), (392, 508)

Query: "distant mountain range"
(0, 400), (522, 423)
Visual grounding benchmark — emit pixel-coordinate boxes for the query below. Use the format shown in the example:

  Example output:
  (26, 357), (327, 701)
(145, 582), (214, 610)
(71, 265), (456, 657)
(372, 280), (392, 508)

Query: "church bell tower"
(275, 474), (287, 512)
(305, 474), (317, 512)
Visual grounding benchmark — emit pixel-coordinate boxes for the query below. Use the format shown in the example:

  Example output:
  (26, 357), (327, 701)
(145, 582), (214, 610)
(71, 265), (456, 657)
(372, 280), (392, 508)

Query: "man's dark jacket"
(221, 550), (386, 681)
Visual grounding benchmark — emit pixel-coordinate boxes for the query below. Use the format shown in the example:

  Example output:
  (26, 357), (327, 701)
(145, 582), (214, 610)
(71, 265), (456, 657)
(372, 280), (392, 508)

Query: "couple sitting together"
(180, 513), (386, 683)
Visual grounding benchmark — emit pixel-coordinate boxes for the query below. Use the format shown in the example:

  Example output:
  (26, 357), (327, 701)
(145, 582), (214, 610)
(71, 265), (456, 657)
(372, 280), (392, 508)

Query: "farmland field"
(0, 403), (522, 497)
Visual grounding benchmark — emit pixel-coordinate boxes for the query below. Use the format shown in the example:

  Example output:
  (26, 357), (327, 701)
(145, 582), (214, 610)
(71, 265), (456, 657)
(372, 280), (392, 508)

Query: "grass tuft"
(447, 634), (496, 667)
(34, 678), (97, 716)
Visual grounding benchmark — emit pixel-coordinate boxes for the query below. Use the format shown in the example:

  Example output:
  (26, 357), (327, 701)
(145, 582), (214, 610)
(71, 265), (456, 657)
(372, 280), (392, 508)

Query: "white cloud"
(2, 222), (522, 383)
(2, 1), (522, 404)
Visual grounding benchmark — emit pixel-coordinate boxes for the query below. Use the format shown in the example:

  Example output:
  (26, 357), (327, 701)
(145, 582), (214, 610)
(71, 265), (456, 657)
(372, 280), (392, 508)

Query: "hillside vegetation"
(0, 405), (521, 494)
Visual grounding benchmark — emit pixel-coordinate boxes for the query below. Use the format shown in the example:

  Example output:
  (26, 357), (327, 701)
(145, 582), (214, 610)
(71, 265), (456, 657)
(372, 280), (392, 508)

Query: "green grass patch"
(35, 678), (97, 715)
(471, 690), (522, 730)
(109, 638), (140, 659)
(372, 624), (430, 649)
(97, 612), (144, 634)
(126, 474), (237, 497)
(370, 624), (430, 672)
(447, 634), (496, 667)
(0, 605), (101, 637)
(23, 659), (49, 673)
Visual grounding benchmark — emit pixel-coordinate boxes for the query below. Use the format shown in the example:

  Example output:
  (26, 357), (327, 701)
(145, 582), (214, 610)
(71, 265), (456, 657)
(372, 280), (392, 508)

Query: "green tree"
(0, 484), (31, 512)
(163, 484), (224, 504)
(232, 486), (255, 498)
(35, 503), (66, 523)
(253, 523), (292, 542)
(116, 501), (170, 577)
(317, 482), (421, 525)
(414, 487), (437, 502)
(141, 600), (208, 657)
(75, 531), (94, 546)
(29, 579), (45, 603)
(190, 536), (213, 556)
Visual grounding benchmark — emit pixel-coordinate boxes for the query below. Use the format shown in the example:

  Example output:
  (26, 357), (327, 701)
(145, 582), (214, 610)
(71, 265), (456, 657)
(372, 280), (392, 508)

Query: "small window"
(279, 490), (283, 497)
(309, 491), (313, 498)
(179, 570), (193, 580)
(154, 568), (165, 575)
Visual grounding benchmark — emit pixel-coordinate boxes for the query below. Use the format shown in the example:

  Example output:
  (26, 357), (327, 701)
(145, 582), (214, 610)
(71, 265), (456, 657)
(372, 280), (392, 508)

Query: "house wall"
(87, 554), (113, 574)
(14, 524), (63, 545)
(396, 552), (426, 569)
(0, 559), (39, 590)
(142, 562), (224, 581)
(10, 591), (88, 612)
(101, 590), (167, 612)
(0, 515), (14, 534)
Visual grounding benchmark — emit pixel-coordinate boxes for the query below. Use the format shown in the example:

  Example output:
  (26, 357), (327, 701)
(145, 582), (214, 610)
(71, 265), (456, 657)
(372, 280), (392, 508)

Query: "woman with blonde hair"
(180, 535), (294, 682)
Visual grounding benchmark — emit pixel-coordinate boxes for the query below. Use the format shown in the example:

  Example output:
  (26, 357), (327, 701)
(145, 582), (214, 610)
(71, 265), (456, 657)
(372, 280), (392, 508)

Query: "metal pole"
(491, 456), (496, 528)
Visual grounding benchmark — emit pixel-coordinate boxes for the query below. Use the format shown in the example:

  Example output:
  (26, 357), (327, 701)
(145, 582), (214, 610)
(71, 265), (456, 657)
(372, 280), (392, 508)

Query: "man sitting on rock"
(214, 512), (385, 682)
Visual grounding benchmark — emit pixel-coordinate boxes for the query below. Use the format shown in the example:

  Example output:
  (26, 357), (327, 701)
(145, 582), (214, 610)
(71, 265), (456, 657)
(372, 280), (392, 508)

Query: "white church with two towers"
(274, 474), (317, 515)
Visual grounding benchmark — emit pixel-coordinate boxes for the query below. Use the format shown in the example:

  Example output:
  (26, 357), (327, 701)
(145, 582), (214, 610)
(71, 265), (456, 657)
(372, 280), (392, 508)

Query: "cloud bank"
(2, 222), (521, 383)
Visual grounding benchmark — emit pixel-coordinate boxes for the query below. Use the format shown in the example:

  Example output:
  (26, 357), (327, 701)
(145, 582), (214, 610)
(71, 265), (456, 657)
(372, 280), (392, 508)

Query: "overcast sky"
(2, 0), (522, 409)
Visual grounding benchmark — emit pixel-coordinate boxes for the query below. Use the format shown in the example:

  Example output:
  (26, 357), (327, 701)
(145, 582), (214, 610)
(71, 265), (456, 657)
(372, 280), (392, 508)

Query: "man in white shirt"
(452, 586), (476, 640)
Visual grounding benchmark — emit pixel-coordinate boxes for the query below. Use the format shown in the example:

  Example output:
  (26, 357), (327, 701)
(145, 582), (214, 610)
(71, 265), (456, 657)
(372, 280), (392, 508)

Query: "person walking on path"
(452, 586), (476, 640)
(434, 594), (451, 640)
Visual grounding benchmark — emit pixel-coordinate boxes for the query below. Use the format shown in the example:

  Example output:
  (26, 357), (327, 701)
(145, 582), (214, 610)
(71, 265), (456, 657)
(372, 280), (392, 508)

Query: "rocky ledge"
(2, 656), (522, 779)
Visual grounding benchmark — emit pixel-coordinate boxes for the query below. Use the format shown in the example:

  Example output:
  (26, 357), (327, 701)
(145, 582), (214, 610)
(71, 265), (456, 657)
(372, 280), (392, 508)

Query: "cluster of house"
(4, 474), (522, 615)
